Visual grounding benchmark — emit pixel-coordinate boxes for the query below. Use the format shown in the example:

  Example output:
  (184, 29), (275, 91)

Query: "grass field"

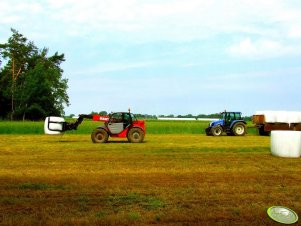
(0, 132), (300, 225)
(0, 119), (258, 135)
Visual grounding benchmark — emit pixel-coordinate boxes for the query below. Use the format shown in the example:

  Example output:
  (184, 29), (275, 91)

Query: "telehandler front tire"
(127, 128), (145, 143)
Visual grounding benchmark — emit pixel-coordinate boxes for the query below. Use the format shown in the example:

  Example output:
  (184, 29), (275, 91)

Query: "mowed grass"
(0, 134), (300, 225)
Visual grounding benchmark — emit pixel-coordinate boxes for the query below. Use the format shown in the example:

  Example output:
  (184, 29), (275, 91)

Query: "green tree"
(0, 28), (36, 120)
(99, 111), (108, 116)
(0, 28), (69, 120)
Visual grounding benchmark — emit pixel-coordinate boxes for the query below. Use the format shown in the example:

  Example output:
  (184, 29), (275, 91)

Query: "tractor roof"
(222, 111), (242, 114)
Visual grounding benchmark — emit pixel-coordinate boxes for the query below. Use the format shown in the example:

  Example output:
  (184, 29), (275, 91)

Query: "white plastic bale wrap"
(275, 111), (288, 123)
(271, 131), (301, 158)
(255, 111), (301, 123)
(255, 111), (276, 122)
(44, 116), (65, 135)
(287, 111), (301, 123)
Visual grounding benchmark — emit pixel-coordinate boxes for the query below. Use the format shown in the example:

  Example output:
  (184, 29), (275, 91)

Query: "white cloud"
(288, 26), (301, 38)
(227, 38), (295, 58)
(2, 0), (301, 43)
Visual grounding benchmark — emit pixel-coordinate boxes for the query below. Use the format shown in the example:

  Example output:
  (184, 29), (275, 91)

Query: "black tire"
(258, 126), (270, 136)
(232, 123), (246, 136)
(127, 127), (145, 143)
(211, 126), (223, 136)
(91, 128), (109, 143)
(205, 127), (212, 136)
(226, 132), (234, 136)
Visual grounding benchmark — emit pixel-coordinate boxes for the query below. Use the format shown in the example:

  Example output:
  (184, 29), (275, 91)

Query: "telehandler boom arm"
(64, 114), (93, 131)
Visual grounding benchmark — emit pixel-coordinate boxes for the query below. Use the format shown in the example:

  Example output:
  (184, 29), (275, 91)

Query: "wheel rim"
(132, 132), (140, 140)
(96, 133), (104, 141)
(213, 128), (222, 136)
(235, 126), (244, 135)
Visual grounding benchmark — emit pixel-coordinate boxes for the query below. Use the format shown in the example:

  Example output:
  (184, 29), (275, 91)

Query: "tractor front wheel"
(205, 127), (212, 136)
(91, 128), (109, 143)
(127, 128), (145, 143)
(232, 123), (246, 136)
(211, 126), (223, 136)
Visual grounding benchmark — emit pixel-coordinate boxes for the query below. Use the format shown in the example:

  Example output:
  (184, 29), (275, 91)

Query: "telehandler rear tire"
(91, 128), (109, 143)
(127, 128), (145, 143)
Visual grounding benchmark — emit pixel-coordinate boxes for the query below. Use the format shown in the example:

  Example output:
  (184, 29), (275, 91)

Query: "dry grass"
(0, 134), (300, 225)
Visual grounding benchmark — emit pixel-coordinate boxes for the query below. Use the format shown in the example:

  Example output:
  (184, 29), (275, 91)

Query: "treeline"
(68, 111), (253, 120)
(158, 114), (251, 120)
(69, 111), (220, 119)
(0, 29), (69, 121)
(158, 113), (221, 119)
(68, 111), (158, 119)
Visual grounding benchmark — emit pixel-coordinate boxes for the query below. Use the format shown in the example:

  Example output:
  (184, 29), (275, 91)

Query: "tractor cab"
(222, 112), (243, 127)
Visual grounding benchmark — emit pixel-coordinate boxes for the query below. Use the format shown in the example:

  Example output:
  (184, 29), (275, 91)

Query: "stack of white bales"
(256, 111), (301, 158)
(255, 110), (301, 124)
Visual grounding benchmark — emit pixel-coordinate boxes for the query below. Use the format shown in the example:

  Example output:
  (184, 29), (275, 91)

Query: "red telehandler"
(44, 111), (145, 143)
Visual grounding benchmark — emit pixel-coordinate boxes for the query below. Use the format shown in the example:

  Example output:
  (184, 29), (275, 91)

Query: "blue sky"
(1, 0), (301, 116)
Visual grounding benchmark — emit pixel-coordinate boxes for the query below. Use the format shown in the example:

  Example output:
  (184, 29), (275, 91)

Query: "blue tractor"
(205, 111), (247, 136)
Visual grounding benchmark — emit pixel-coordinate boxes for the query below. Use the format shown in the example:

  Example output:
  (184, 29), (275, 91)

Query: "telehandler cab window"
(123, 113), (132, 126)
(110, 113), (123, 123)
(131, 113), (138, 121)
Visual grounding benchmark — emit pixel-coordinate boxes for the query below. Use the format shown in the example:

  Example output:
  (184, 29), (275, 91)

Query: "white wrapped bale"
(271, 131), (301, 158)
(275, 111), (288, 123)
(287, 111), (301, 123)
(44, 116), (65, 135)
(255, 111), (277, 122)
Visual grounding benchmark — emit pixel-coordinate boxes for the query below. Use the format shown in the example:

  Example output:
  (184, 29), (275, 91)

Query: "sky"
(1, 0), (301, 117)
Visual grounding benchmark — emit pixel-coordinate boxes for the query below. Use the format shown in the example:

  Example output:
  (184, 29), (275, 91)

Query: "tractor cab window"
(235, 112), (242, 120)
(221, 113), (226, 120)
(229, 113), (235, 120)
(224, 113), (234, 127)
(110, 112), (123, 123)
(223, 113), (232, 122)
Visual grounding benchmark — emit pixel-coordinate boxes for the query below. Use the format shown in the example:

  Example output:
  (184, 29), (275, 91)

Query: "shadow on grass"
(56, 139), (148, 144)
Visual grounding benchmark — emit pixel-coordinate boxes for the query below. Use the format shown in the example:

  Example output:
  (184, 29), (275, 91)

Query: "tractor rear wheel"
(211, 126), (223, 136)
(91, 128), (109, 143)
(127, 128), (145, 143)
(232, 123), (246, 136)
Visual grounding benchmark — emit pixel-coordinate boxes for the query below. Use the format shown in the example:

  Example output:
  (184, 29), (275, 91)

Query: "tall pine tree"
(0, 28), (69, 120)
